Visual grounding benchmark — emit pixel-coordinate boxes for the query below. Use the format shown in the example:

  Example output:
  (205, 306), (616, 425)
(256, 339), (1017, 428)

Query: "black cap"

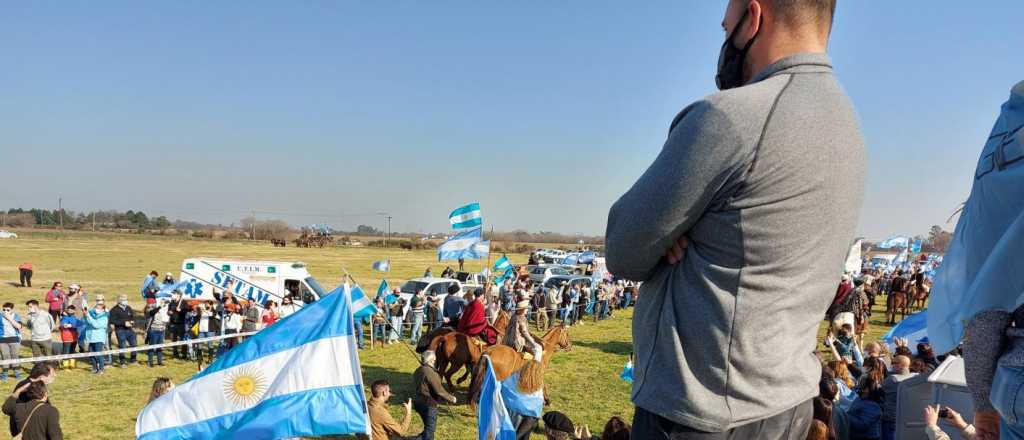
(447, 284), (462, 295)
(543, 411), (574, 433)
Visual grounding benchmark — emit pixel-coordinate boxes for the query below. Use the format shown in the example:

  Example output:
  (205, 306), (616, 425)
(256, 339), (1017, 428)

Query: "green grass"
(0, 230), (901, 439)
(0, 230), (633, 439)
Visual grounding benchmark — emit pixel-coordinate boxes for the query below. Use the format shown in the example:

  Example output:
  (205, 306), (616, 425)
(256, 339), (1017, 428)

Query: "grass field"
(0, 230), (899, 439)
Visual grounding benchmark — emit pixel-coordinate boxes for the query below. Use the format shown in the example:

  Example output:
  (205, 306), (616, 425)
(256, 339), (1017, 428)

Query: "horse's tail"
(468, 354), (489, 409)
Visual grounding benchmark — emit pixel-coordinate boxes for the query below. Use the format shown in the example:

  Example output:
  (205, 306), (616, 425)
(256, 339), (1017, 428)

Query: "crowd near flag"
(372, 259), (390, 272)
(477, 357), (517, 440)
(493, 255), (512, 272)
(883, 310), (929, 355)
(135, 281), (370, 439)
(450, 202), (483, 230)
(876, 235), (910, 249)
(438, 226), (489, 261)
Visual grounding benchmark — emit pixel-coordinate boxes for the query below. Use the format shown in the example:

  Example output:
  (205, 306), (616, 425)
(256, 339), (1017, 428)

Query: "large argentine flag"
(493, 255), (512, 272)
(450, 202), (483, 229)
(438, 227), (487, 261)
(877, 235), (909, 249)
(883, 310), (928, 355)
(477, 357), (516, 440)
(136, 285), (369, 439)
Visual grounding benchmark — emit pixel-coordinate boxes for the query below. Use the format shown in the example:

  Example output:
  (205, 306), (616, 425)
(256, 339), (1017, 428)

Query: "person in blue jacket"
(84, 303), (110, 374)
(848, 375), (884, 440)
(0, 303), (23, 381)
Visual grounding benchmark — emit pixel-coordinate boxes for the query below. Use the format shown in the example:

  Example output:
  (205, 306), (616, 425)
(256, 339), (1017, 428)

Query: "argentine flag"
(500, 371), (545, 419)
(450, 202), (483, 229)
(376, 279), (390, 300)
(477, 357), (516, 440)
(438, 227), (488, 261)
(372, 260), (390, 272)
(877, 235), (909, 249)
(339, 284), (377, 321)
(135, 282), (369, 439)
(155, 280), (191, 299)
(493, 255), (512, 272)
(883, 310), (928, 355)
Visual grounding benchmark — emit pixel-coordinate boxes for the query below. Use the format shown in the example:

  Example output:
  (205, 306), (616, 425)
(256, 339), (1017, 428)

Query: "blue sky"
(2, 2), (1021, 238)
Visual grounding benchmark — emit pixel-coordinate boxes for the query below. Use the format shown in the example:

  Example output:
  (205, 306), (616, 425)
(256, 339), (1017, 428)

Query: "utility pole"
(58, 197), (63, 229)
(250, 210), (256, 240)
(92, 212), (96, 231)
(386, 216), (392, 247)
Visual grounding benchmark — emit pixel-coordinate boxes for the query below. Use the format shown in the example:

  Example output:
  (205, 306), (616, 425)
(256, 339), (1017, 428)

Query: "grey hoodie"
(606, 53), (865, 431)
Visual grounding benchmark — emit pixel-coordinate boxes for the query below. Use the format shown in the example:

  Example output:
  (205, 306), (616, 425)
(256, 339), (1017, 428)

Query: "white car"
(395, 277), (462, 320)
(527, 265), (572, 284)
(0, 230), (17, 239)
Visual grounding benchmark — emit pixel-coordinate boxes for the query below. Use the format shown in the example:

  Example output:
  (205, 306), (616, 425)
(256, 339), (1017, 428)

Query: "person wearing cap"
(141, 271), (160, 305)
(543, 411), (592, 440)
(109, 294), (138, 367)
(411, 351), (456, 440)
(161, 272), (175, 287)
(387, 290), (405, 344)
(66, 284), (87, 319)
(503, 300), (541, 359)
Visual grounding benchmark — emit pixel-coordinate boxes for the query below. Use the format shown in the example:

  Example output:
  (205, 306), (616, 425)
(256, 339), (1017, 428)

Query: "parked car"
(527, 265), (572, 284)
(396, 277), (461, 320)
(542, 275), (595, 290)
(0, 230), (17, 239)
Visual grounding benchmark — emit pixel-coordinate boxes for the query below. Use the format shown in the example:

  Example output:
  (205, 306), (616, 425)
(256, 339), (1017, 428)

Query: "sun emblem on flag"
(222, 365), (269, 407)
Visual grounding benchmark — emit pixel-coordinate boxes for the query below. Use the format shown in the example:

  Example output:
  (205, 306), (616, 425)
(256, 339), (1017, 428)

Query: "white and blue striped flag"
(155, 280), (191, 299)
(500, 370), (545, 419)
(477, 357), (516, 440)
(135, 281), (370, 439)
(493, 255), (512, 272)
(337, 284), (377, 320)
(438, 227), (488, 261)
(877, 235), (910, 249)
(450, 202), (483, 229)
(372, 260), (390, 272)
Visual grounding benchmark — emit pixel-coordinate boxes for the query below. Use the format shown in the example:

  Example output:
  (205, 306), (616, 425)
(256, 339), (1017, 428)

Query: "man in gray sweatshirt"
(605, 0), (864, 438)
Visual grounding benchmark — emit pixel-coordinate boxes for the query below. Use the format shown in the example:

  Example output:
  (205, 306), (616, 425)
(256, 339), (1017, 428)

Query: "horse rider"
(503, 300), (542, 361)
(457, 288), (498, 345)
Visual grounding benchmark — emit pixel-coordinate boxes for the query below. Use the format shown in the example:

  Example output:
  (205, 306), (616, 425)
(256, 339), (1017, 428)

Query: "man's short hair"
(2, 302), (13, 309)
(766, 0), (836, 31)
(26, 381), (47, 401)
(29, 362), (55, 379)
(25, 300), (38, 306)
(370, 379), (390, 398)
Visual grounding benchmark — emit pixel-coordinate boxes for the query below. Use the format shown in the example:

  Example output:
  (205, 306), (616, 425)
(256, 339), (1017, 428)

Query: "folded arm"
(605, 101), (750, 281)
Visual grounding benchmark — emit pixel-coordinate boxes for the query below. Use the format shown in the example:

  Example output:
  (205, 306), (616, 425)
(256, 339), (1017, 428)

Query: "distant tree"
(356, 225), (380, 235)
(153, 216), (172, 231)
(4, 213), (35, 227)
(926, 225), (953, 253)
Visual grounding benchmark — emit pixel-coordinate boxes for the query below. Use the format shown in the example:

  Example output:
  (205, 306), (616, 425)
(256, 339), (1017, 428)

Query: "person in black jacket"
(3, 380), (62, 439)
(108, 295), (138, 367)
(166, 292), (189, 360)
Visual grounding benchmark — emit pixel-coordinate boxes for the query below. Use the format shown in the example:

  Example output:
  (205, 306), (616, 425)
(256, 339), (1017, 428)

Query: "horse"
(427, 331), (484, 388)
(468, 324), (572, 407)
(911, 283), (931, 311)
(885, 290), (909, 325)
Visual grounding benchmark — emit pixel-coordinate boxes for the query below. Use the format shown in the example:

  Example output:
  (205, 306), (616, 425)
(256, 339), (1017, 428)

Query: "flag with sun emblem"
(135, 283), (369, 439)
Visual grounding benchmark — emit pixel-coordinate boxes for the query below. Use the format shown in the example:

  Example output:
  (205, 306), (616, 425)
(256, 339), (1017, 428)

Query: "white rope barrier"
(0, 331), (257, 367)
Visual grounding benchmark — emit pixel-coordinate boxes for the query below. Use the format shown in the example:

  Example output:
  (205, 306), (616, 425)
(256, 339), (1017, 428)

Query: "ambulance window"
(284, 280), (301, 300)
(303, 277), (327, 303)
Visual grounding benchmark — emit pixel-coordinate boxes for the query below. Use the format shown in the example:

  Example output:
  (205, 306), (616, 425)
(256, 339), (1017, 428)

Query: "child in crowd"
(59, 306), (84, 369)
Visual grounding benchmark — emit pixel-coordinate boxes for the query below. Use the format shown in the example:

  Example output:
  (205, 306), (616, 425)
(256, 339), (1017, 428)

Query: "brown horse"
(468, 324), (572, 407)
(911, 283), (930, 311)
(885, 291), (909, 325)
(428, 331), (484, 388)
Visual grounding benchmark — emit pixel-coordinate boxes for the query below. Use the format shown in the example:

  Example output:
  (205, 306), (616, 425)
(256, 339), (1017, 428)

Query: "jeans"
(0, 342), (21, 378)
(198, 331), (216, 363)
(355, 321), (365, 349)
(410, 313), (424, 343)
(146, 330), (165, 366)
(390, 316), (402, 342)
(413, 400), (438, 440)
(61, 341), (78, 356)
(115, 329), (138, 364)
(19, 269), (32, 287)
(89, 342), (106, 372)
(991, 364), (1024, 440)
(373, 323), (387, 343)
(632, 399), (813, 439)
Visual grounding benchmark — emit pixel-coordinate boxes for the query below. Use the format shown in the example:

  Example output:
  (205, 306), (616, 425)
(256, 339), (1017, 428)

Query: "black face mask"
(715, 10), (760, 90)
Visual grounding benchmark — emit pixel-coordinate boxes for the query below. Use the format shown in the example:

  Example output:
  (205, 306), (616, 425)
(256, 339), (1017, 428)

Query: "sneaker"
(119, 364), (127, 369)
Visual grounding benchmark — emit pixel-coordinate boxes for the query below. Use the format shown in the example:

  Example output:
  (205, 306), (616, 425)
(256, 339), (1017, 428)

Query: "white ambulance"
(176, 258), (331, 308)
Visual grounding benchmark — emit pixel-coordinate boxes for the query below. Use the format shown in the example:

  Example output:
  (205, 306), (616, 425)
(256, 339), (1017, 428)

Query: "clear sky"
(2, 2), (1021, 238)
